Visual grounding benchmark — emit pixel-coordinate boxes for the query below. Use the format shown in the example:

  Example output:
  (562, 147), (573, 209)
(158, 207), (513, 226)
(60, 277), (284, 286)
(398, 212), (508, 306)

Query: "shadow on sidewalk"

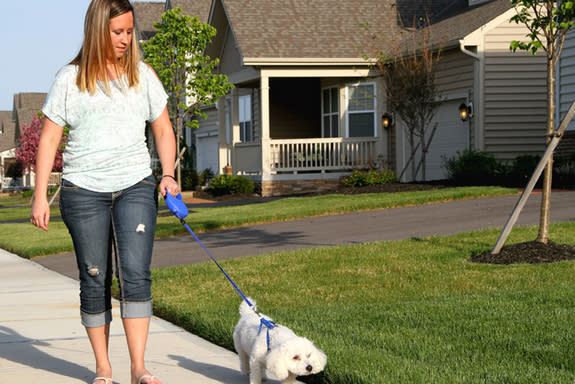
(0, 325), (95, 382)
(169, 354), (241, 382)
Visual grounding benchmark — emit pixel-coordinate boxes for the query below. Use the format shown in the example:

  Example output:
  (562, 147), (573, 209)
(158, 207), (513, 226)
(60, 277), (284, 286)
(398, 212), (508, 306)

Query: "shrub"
(442, 149), (505, 186)
(209, 175), (255, 196)
(199, 168), (215, 186)
(508, 154), (540, 186)
(181, 169), (199, 191)
(343, 169), (398, 187)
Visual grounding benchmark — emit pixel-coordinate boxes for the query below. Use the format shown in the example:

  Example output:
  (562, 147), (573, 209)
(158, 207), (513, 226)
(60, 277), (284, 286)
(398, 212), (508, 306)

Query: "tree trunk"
(536, 56), (555, 244)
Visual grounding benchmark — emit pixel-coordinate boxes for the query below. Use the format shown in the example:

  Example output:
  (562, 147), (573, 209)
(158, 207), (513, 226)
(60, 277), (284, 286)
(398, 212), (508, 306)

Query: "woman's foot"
(133, 370), (163, 384)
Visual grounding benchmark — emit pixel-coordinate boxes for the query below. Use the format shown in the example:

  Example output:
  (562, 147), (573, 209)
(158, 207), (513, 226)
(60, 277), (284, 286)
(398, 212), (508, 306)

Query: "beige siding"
(435, 49), (474, 94)
(483, 23), (547, 161)
(559, 30), (575, 131)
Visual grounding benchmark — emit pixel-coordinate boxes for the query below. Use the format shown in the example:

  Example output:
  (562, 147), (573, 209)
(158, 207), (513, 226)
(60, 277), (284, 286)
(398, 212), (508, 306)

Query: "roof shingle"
(169, 0), (212, 22)
(134, 1), (166, 40)
(221, 0), (398, 59)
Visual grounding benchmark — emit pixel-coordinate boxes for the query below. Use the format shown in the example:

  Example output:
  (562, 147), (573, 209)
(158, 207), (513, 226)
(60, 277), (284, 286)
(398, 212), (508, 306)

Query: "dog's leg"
(237, 349), (250, 376)
(249, 359), (264, 384)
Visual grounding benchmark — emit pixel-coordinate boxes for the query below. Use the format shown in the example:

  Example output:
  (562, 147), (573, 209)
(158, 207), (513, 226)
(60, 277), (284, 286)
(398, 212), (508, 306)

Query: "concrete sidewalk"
(0, 249), (287, 384)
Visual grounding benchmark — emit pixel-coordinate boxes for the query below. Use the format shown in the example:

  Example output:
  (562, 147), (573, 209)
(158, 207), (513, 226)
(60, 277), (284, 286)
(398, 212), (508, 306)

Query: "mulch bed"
(471, 241), (575, 265)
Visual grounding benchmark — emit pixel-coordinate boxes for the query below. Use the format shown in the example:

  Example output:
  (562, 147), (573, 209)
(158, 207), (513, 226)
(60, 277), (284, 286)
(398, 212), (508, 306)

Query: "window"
(347, 83), (376, 137)
(322, 88), (339, 138)
(239, 95), (252, 142)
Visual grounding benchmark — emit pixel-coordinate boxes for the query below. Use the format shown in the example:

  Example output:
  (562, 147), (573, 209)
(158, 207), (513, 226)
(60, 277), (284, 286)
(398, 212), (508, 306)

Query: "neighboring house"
(556, 29), (575, 159)
(0, 93), (47, 190)
(136, 0), (556, 195)
(407, 0), (550, 181)
(0, 111), (17, 191)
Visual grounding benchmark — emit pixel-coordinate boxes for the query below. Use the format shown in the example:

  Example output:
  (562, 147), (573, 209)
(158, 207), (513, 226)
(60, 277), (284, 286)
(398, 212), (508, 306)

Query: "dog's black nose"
(306, 365), (313, 372)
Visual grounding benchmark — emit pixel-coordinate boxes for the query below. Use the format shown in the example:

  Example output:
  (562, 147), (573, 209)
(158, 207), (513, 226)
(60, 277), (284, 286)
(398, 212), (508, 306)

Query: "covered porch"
(218, 67), (388, 196)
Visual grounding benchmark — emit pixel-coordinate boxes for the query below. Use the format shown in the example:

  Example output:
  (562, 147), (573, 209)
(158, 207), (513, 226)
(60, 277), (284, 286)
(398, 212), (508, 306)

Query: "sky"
(0, 0), (160, 111)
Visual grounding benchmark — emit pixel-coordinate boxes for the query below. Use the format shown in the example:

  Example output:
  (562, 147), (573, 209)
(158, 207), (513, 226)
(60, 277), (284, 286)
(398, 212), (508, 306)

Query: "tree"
(510, 0), (575, 244)
(372, 21), (443, 182)
(142, 8), (233, 187)
(16, 113), (65, 173)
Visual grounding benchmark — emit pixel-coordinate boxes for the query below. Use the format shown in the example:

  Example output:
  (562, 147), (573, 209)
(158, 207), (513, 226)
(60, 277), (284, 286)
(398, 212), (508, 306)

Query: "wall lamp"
(459, 102), (473, 121)
(382, 113), (393, 129)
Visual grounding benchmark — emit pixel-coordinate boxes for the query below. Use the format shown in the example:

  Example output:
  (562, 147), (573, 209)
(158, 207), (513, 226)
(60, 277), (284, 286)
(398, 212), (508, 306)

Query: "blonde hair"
(71, 0), (140, 94)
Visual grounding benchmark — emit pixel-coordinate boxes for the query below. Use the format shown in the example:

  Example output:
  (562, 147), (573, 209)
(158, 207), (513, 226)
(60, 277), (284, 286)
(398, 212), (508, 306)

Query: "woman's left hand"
(160, 175), (180, 197)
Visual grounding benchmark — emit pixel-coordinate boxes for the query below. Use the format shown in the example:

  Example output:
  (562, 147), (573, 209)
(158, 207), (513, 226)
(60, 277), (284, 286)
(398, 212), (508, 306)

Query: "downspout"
(459, 39), (483, 150)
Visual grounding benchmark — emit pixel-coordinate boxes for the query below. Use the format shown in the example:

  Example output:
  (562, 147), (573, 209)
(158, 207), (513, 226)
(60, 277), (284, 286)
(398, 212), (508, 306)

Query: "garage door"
(404, 99), (469, 181)
(196, 135), (219, 175)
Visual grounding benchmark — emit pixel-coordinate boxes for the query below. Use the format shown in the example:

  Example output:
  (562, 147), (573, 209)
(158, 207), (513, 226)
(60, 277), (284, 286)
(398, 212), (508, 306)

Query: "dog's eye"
(293, 355), (301, 360)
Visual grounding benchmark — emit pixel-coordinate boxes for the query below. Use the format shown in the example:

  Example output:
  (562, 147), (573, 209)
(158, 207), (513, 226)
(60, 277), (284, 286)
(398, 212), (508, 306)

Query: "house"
(136, 0), (554, 196)
(0, 111), (17, 191)
(0, 93), (46, 190)
(556, 29), (575, 160)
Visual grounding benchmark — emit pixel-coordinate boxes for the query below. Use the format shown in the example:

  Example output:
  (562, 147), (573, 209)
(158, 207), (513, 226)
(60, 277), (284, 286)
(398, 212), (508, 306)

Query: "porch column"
(261, 74), (271, 176)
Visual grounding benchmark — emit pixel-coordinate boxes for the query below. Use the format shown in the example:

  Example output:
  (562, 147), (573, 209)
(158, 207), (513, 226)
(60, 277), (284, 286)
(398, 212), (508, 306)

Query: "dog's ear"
(265, 345), (289, 380)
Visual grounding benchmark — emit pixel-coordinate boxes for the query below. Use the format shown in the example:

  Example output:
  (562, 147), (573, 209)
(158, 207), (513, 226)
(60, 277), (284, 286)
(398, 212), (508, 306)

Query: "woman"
(30, 1), (178, 383)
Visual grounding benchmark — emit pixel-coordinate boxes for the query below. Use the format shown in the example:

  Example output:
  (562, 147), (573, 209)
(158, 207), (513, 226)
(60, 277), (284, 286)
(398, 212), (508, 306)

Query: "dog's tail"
(239, 297), (256, 316)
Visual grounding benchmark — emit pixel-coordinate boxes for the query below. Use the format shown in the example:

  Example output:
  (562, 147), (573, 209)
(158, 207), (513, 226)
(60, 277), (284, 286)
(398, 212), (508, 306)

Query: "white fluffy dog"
(233, 299), (327, 384)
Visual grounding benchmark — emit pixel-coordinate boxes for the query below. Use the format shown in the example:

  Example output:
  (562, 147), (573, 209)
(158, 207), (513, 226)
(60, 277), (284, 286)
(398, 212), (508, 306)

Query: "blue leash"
(164, 192), (277, 343)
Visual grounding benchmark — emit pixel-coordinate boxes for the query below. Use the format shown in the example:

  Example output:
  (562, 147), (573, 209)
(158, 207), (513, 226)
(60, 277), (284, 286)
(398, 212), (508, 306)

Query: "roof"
(218, 0), (398, 61)
(397, 0), (469, 28)
(11, 93), (46, 148)
(420, 0), (514, 49)
(0, 111), (16, 152)
(168, 0), (212, 22)
(133, 1), (166, 40)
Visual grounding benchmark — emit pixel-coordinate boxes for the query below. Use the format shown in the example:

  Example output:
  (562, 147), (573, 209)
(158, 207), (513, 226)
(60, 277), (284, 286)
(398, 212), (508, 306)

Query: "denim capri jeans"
(59, 175), (158, 328)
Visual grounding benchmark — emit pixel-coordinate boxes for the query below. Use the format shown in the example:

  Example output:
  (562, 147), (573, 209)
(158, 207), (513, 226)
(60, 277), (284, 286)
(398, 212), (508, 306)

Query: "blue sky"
(0, 0), (159, 111)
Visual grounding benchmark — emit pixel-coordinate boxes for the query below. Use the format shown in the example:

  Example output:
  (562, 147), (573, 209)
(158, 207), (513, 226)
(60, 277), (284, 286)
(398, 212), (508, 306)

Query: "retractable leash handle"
(164, 191), (189, 220)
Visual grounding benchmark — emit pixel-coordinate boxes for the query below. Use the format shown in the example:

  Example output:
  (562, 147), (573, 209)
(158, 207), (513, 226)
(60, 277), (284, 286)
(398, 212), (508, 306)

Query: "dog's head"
(265, 337), (327, 380)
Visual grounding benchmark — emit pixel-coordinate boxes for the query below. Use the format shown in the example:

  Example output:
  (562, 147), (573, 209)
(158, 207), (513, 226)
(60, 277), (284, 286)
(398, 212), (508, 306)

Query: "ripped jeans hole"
(87, 266), (100, 276)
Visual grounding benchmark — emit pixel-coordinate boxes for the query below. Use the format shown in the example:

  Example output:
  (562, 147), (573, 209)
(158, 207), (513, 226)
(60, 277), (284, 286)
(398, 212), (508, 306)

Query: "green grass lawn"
(0, 186), (516, 258)
(151, 223), (575, 384)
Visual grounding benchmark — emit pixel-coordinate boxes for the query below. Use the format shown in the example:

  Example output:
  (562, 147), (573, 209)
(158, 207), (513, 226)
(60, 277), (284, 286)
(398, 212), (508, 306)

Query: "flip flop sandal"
(92, 378), (112, 384)
(138, 375), (156, 384)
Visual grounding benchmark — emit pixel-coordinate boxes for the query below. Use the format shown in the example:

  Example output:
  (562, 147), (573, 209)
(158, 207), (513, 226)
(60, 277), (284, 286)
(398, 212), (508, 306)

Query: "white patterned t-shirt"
(42, 61), (168, 192)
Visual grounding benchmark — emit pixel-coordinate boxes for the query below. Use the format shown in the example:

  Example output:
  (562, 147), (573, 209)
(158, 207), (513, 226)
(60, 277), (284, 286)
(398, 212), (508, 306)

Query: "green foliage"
(199, 168), (215, 185)
(209, 175), (255, 196)
(508, 154), (541, 184)
(342, 169), (398, 187)
(181, 169), (199, 191)
(510, 1), (575, 57)
(442, 149), (506, 186)
(142, 7), (233, 130)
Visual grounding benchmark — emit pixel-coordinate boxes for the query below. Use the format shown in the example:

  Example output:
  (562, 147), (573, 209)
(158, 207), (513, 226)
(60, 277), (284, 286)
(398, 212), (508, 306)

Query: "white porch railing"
(269, 137), (378, 174)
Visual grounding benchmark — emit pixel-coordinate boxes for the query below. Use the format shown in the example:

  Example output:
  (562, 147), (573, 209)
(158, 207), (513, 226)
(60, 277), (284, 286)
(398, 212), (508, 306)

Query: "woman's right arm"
(30, 117), (64, 231)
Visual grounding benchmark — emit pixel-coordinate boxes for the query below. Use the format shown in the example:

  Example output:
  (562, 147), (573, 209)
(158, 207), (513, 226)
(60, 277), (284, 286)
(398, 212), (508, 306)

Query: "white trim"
(321, 87), (340, 138)
(244, 57), (373, 66)
(260, 68), (372, 78)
